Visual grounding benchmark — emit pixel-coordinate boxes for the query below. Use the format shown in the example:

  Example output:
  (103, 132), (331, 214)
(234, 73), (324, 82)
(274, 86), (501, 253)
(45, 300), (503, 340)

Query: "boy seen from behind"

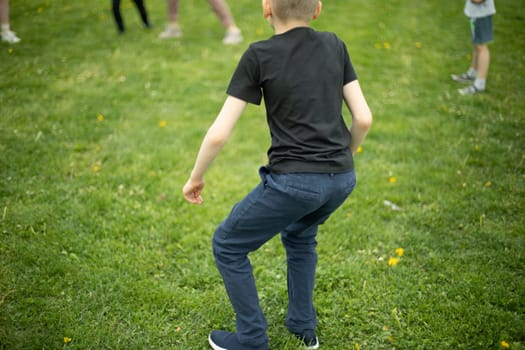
(182, 0), (372, 349)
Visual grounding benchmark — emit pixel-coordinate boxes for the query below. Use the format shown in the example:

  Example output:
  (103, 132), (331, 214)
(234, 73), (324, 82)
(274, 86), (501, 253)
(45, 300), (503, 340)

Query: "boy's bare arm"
(343, 80), (373, 155)
(182, 95), (248, 204)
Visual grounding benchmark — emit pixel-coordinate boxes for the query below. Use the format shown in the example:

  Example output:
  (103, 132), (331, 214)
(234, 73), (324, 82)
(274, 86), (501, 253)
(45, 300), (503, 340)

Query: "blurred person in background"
(451, 0), (496, 95)
(159, 0), (242, 45)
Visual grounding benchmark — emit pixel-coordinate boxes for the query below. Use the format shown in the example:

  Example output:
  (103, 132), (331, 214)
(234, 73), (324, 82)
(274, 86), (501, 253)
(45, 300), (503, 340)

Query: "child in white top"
(452, 0), (496, 95)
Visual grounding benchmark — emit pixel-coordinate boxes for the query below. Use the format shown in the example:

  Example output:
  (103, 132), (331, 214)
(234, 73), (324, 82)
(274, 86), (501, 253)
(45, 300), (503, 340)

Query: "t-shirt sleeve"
(226, 47), (263, 105)
(342, 41), (358, 85)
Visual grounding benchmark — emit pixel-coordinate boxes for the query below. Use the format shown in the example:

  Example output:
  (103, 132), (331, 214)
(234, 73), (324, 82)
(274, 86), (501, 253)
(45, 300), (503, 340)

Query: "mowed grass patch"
(1, 0), (524, 349)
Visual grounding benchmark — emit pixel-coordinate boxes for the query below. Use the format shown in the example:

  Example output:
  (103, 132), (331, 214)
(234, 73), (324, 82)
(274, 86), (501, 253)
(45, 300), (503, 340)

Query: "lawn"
(1, 0), (524, 349)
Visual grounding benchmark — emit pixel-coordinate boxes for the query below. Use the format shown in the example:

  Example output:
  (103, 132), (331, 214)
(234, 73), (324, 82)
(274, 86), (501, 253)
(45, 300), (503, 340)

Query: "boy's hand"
(182, 178), (205, 205)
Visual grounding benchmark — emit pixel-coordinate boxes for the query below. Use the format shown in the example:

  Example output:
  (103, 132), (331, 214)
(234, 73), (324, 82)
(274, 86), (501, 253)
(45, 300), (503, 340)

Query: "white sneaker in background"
(222, 28), (243, 45)
(1, 30), (21, 44)
(159, 26), (182, 39)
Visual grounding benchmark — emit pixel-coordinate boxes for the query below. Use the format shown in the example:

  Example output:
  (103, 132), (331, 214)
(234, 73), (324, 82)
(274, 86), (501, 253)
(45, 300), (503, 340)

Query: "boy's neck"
(272, 19), (311, 35)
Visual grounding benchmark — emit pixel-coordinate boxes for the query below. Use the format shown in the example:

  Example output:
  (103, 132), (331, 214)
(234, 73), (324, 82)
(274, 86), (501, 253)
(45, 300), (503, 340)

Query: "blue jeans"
(212, 167), (356, 347)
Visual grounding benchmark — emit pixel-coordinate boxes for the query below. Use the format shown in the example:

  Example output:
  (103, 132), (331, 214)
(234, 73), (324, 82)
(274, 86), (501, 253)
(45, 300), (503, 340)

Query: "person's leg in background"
(111, 0), (125, 33)
(457, 16), (493, 95)
(207, 0), (243, 44)
(1, 0), (20, 43)
(159, 0), (182, 38)
(132, 0), (151, 28)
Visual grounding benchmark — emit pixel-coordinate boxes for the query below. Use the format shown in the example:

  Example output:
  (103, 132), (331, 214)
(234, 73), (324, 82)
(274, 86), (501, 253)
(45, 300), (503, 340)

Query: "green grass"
(1, 0), (524, 349)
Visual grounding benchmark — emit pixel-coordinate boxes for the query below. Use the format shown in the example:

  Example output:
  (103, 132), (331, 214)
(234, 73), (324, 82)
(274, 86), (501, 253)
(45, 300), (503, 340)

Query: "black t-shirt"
(227, 27), (357, 173)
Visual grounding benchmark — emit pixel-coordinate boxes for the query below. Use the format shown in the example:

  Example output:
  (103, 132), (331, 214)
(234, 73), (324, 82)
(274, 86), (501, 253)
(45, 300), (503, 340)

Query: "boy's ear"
(312, 1), (323, 20)
(262, 0), (272, 19)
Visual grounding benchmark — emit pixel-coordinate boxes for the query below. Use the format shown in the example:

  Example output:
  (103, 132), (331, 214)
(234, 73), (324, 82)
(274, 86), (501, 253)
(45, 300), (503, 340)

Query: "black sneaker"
(208, 330), (269, 350)
(293, 330), (319, 349)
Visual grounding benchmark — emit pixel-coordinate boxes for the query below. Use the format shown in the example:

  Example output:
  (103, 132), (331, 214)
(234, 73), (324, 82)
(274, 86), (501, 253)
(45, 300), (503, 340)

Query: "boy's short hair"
(271, 0), (319, 22)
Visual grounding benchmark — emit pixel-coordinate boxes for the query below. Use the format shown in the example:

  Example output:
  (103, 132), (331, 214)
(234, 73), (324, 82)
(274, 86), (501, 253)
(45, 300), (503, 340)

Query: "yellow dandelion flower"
(474, 145), (480, 151)
(389, 176), (397, 183)
(93, 164), (101, 173)
(415, 42), (422, 48)
(374, 43), (382, 49)
(159, 120), (168, 128)
(37, 7), (44, 13)
(383, 42), (391, 49)
(484, 181), (492, 187)
(388, 257), (400, 266)
(355, 342), (361, 350)
(8, 48), (13, 54)
(63, 337), (72, 343)
(356, 146), (363, 154)
(175, 326), (181, 332)
(500, 340), (509, 348)
(395, 247), (404, 257)
(97, 114), (104, 122)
